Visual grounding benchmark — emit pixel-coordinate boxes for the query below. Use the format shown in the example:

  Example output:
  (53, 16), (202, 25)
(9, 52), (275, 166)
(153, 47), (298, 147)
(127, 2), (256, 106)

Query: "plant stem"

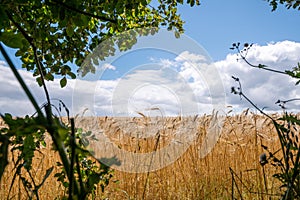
(262, 166), (268, 197)
(69, 118), (76, 200)
(44, 105), (79, 196)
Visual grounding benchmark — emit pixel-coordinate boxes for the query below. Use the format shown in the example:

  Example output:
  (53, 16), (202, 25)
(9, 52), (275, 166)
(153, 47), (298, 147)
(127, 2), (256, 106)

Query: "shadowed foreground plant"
(231, 42), (300, 199)
(0, 44), (113, 199)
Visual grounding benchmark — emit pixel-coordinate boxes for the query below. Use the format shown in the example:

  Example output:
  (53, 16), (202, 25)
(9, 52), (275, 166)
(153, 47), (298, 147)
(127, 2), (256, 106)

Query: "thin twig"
(229, 167), (244, 200)
(32, 45), (51, 105)
(232, 77), (288, 171)
(261, 165), (268, 197)
(236, 46), (287, 75)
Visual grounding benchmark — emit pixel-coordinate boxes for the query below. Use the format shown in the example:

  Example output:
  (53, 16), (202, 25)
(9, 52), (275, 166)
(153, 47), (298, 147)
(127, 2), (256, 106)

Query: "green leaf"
(285, 70), (294, 77)
(0, 32), (24, 49)
(36, 77), (43, 87)
(44, 72), (54, 81)
(60, 77), (67, 88)
(15, 50), (24, 57)
(174, 31), (180, 38)
(58, 126), (69, 140)
(23, 134), (35, 170)
(75, 15), (89, 27)
(66, 25), (74, 37)
(67, 71), (76, 79)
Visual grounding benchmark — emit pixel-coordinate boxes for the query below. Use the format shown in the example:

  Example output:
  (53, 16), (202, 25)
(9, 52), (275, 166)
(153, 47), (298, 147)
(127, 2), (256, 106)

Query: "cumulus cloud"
(216, 40), (300, 113)
(175, 51), (207, 63)
(1, 40), (300, 116)
(0, 61), (75, 116)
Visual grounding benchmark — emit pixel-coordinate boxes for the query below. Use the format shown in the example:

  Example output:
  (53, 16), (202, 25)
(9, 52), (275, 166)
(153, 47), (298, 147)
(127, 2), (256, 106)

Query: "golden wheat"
(0, 112), (283, 199)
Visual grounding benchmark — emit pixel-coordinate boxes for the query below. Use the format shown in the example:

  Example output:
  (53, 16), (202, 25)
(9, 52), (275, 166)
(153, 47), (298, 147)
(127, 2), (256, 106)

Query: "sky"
(1, 0), (300, 117)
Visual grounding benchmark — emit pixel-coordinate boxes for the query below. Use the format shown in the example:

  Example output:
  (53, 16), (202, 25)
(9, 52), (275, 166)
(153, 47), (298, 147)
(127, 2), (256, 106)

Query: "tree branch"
(6, 11), (51, 107)
(5, 11), (34, 45)
(49, 0), (117, 23)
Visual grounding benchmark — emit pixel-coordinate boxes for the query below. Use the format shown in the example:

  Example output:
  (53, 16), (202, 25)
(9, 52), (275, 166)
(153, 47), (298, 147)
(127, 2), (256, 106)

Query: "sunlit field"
(0, 111), (284, 199)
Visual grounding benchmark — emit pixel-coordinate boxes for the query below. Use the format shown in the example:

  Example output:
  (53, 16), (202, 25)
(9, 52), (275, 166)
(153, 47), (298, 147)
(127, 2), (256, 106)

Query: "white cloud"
(0, 62), (76, 116)
(1, 40), (300, 116)
(216, 40), (300, 113)
(105, 66), (200, 116)
(175, 51), (207, 63)
(102, 63), (116, 70)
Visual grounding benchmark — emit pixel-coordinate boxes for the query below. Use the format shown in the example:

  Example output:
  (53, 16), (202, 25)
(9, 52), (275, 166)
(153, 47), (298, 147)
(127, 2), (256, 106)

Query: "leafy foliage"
(0, 98), (114, 199)
(0, 113), (54, 198)
(0, 1), (201, 199)
(54, 124), (113, 199)
(267, 0), (300, 11)
(1, 114), (46, 170)
(0, 0), (200, 87)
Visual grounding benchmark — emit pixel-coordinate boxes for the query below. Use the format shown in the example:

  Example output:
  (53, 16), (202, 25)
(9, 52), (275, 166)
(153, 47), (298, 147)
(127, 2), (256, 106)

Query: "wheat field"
(0, 111), (284, 199)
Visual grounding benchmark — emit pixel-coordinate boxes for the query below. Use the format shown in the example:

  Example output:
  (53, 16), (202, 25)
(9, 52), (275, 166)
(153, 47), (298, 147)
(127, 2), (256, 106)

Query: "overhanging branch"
(49, 0), (117, 23)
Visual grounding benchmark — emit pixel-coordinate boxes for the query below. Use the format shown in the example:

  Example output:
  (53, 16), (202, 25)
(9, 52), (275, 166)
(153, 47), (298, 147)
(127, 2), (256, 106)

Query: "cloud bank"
(0, 61), (75, 116)
(1, 40), (300, 116)
(216, 40), (300, 113)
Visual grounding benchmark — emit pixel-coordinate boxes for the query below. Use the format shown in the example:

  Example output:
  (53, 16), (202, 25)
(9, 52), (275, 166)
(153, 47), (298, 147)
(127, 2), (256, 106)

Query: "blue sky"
(178, 0), (300, 60)
(1, 0), (300, 116)
(2, 0), (300, 64)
